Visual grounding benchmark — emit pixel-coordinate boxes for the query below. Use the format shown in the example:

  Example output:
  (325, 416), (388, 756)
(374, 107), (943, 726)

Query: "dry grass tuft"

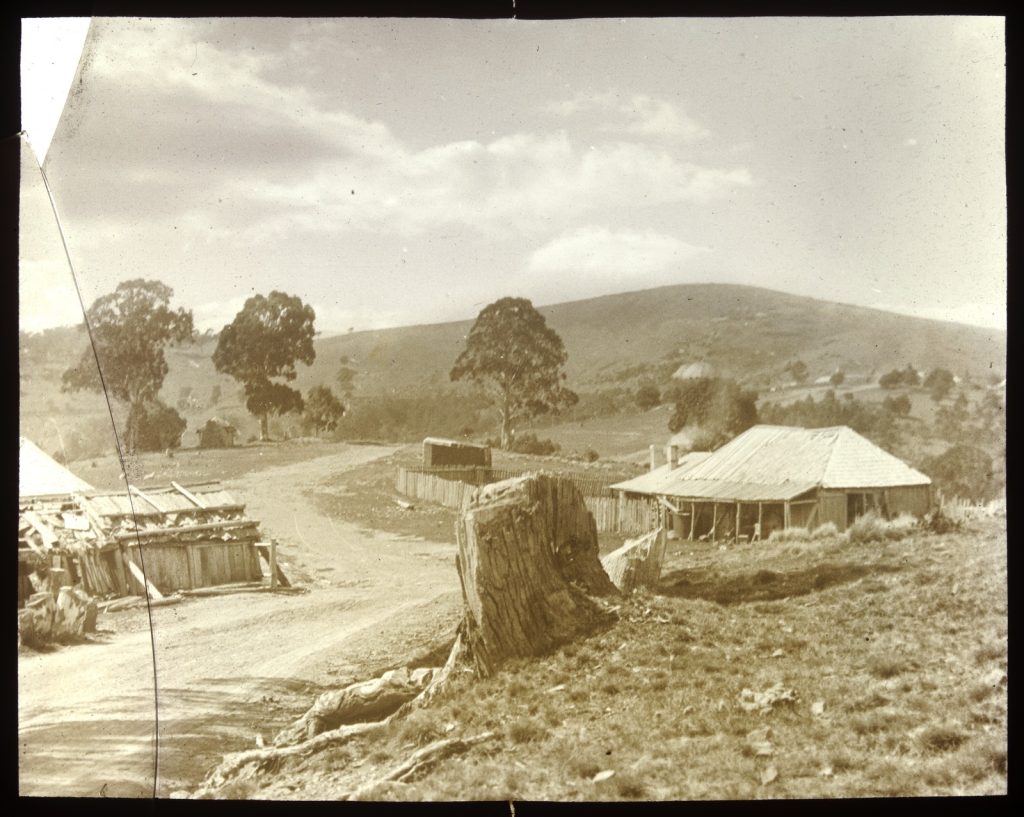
(918, 725), (968, 754)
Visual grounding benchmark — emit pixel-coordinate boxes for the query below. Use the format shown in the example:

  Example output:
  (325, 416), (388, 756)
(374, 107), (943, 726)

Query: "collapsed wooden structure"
(18, 481), (267, 606)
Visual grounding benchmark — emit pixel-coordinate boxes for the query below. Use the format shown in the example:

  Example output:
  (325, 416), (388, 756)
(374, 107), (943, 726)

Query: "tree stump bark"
(451, 473), (619, 677)
(600, 527), (667, 594)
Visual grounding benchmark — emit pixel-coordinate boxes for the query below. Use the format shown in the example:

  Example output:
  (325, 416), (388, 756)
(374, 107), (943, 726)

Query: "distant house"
(423, 437), (491, 468)
(197, 418), (237, 449)
(671, 361), (715, 381)
(612, 425), (932, 540)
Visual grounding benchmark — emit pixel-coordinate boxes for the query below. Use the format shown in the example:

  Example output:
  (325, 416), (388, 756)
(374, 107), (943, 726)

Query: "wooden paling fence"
(395, 466), (657, 533)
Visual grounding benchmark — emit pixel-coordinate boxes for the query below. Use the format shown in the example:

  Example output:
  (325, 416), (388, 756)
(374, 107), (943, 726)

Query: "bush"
(812, 521), (840, 539)
(584, 448), (600, 462)
(919, 507), (963, 534)
(921, 444), (998, 504)
(509, 433), (560, 456)
(133, 400), (187, 451)
(847, 511), (916, 544)
(882, 394), (912, 416)
(635, 384), (661, 411)
(768, 527), (810, 544)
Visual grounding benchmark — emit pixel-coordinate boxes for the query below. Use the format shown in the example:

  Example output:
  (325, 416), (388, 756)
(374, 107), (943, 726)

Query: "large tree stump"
(451, 473), (619, 677)
(600, 527), (667, 594)
(194, 474), (620, 795)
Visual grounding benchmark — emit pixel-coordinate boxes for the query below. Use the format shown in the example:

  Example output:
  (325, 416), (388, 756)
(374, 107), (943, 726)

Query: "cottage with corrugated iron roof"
(612, 425), (932, 541)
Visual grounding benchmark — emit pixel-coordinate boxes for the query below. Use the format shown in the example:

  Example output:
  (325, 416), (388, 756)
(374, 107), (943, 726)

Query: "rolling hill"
(19, 283), (1005, 458)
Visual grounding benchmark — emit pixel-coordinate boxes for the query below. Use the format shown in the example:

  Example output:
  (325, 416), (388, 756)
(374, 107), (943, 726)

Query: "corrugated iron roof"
(612, 425), (929, 501)
(611, 452), (712, 494)
(657, 479), (819, 502)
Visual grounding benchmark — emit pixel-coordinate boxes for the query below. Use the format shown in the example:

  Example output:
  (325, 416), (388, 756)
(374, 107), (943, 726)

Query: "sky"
(20, 16), (1006, 336)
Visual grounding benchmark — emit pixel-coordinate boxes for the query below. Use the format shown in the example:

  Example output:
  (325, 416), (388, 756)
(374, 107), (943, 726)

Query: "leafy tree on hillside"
(882, 394), (912, 416)
(786, 360), (809, 384)
(134, 400), (188, 451)
(759, 390), (897, 449)
(635, 383), (661, 411)
(902, 364), (921, 387)
(922, 444), (997, 504)
(829, 370), (846, 387)
(923, 368), (955, 402)
(303, 385), (346, 437)
(935, 392), (970, 443)
(668, 377), (759, 447)
(213, 292), (316, 441)
(61, 279), (194, 454)
(878, 369), (904, 389)
(450, 297), (578, 449)
(336, 364), (359, 397)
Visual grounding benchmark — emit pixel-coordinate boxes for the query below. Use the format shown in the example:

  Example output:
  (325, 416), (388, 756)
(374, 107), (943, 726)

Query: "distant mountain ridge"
(22, 283), (1006, 402)
(297, 283), (1005, 395)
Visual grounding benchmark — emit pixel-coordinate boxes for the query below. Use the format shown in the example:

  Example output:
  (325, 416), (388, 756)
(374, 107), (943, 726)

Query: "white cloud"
(527, 226), (710, 277)
(226, 131), (753, 241)
(904, 137), (918, 147)
(547, 90), (709, 140)
(191, 296), (250, 333)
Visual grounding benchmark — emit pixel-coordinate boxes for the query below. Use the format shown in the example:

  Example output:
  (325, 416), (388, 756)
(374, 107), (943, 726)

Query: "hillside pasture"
(215, 516), (1007, 801)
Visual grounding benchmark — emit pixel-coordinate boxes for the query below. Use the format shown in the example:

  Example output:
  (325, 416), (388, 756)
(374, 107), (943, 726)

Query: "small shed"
(197, 418), (237, 449)
(422, 437), (492, 468)
(612, 425), (933, 539)
(18, 482), (264, 606)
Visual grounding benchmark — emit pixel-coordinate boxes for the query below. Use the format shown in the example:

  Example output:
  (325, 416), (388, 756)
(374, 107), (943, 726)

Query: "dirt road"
(18, 444), (462, 797)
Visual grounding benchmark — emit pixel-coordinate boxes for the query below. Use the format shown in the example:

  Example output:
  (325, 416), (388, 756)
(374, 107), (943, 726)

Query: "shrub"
(584, 448), (600, 462)
(132, 400), (187, 451)
(919, 725), (968, 754)
(919, 507), (963, 534)
(509, 433), (560, 456)
(847, 511), (914, 544)
(768, 527), (810, 544)
(922, 445), (998, 504)
(506, 716), (548, 744)
(811, 521), (839, 539)
(636, 384), (661, 411)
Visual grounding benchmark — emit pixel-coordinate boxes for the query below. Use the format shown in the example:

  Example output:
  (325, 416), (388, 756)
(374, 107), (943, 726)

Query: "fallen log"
(181, 583), (305, 597)
(600, 527), (667, 593)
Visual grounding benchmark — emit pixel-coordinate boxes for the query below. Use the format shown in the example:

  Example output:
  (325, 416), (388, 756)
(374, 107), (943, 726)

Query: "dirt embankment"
(18, 444), (462, 798)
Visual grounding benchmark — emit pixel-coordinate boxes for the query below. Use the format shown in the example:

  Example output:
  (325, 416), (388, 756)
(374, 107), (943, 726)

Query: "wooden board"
(256, 544), (291, 588)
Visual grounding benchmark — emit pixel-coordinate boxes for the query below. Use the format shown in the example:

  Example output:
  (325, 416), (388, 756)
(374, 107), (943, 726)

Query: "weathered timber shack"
(197, 417), (238, 449)
(19, 468), (264, 605)
(611, 425), (933, 540)
(422, 436), (492, 468)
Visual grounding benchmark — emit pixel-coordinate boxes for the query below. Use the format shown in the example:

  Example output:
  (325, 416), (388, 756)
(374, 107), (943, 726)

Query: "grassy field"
(217, 515), (1006, 801)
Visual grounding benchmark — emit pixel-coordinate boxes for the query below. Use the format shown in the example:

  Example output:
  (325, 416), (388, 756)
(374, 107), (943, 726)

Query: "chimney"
(649, 444), (657, 472)
(666, 444), (679, 470)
